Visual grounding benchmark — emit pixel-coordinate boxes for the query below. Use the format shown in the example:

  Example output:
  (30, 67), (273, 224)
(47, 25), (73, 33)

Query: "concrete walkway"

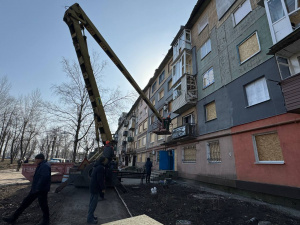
(0, 169), (30, 187)
(51, 184), (130, 225)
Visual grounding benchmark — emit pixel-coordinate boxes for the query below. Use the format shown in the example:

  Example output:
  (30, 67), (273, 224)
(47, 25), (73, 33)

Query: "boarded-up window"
(168, 100), (173, 112)
(142, 153), (146, 162)
(158, 135), (164, 140)
(159, 89), (164, 100)
(143, 120), (148, 130)
(137, 153), (141, 162)
(152, 99), (155, 106)
(168, 79), (172, 90)
(238, 32), (260, 63)
(150, 133), (156, 143)
(142, 136), (146, 146)
(205, 101), (217, 121)
(182, 145), (196, 162)
(253, 132), (284, 162)
(207, 141), (221, 162)
(139, 124), (143, 133)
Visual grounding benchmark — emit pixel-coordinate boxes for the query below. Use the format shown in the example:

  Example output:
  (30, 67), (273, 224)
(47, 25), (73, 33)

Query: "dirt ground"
(1, 181), (300, 225)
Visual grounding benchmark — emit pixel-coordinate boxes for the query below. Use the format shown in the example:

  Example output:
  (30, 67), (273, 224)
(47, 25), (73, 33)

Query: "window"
(152, 99), (155, 106)
(245, 77), (270, 106)
(142, 152), (146, 162)
(173, 83), (182, 100)
(158, 134), (164, 140)
(156, 151), (160, 162)
(144, 107), (148, 114)
(267, 0), (285, 23)
(198, 14), (208, 34)
(159, 108), (163, 117)
(150, 115), (155, 125)
(152, 81), (157, 93)
(185, 30), (191, 42)
(150, 133), (156, 143)
(139, 124), (143, 133)
(142, 136), (146, 146)
(203, 68), (214, 88)
(168, 79), (172, 91)
(233, 0), (252, 25)
(253, 132), (284, 164)
(200, 39), (211, 59)
(277, 56), (291, 79)
(238, 32), (260, 64)
(183, 114), (194, 124)
(182, 145), (196, 162)
(207, 141), (221, 162)
(138, 139), (142, 148)
(205, 101), (217, 121)
(284, 0), (299, 13)
(143, 120), (148, 130)
(159, 89), (164, 100)
(159, 71), (165, 84)
(134, 142), (137, 149)
(168, 101), (173, 112)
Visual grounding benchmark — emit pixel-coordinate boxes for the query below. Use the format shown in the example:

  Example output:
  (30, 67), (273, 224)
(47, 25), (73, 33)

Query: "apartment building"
(115, 0), (300, 199)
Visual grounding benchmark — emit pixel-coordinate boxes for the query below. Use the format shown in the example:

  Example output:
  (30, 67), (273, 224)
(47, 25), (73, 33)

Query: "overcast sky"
(0, 0), (196, 105)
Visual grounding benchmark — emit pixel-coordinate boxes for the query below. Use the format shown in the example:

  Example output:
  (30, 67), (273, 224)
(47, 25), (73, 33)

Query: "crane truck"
(55, 3), (171, 192)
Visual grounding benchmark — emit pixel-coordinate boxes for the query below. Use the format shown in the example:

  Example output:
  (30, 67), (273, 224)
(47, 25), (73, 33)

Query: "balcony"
(172, 74), (197, 114)
(128, 118), (136, 130)
(123, 131), (128, 136)
(127, 136), (134, 142)
(171, 123), (197, 140)
(281, 73), (300, 114)
(123, 120), (129, 127)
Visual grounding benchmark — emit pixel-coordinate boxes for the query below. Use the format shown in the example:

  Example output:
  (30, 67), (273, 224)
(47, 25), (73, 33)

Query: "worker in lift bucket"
(163, 115), (171, 131)
(3, 153), (51, 225)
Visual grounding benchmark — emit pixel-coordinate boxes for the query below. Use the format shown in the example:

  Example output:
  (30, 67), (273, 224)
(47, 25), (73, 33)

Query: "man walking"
(87, 157), (106, 224)
(3, 153), (51, 225)
(144, 157), (153, 184)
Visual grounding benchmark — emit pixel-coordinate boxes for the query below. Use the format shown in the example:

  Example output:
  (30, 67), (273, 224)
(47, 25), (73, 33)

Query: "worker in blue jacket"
(2, 153), (51, 225)
(87, 157), (106, 224)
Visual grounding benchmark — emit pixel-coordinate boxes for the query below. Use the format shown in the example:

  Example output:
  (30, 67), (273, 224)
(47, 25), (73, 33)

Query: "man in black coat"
(87, 157), (106, 224)
(2, 153), (51, 225)
(144, 157), (153, 183)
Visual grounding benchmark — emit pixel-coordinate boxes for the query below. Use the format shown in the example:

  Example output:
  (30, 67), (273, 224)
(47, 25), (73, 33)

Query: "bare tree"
(17, 90), (43, 160)
(49, 55), (137, 162)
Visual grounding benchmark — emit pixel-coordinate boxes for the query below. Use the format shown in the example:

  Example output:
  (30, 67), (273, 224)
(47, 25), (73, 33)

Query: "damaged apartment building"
(115, 0), (300, 200)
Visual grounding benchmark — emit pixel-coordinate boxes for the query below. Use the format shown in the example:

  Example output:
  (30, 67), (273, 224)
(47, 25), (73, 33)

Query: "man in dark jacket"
(2, 153), (51, 225)
(87, 157), (106, 224)
(144, 157), (153, 183)
(102, 140), (114, 163)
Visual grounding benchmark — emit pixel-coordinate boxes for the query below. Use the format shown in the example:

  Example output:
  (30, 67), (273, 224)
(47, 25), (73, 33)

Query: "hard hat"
(105, 140), (110, 145)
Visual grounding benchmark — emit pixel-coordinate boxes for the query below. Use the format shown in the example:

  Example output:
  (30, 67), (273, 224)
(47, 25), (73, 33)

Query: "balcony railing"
(171, 123), (197, 140)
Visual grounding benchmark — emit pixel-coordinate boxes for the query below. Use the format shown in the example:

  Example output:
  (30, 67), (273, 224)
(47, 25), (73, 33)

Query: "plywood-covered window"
(253, 132), (284, 164)
(159, 89), (164, 100)
(207, 141), (221, 162)
(168, 100), (173, 112)
(152, 99), (155, 106)
(139, 124), (143, 133)
(142, 136), (146, 146)
(143, 120), (148, 130)
(142, 153), (146, 162)
(168, 79), (173, 90)
(205, 101), (217, 121)
(182, 145), (196, 162)
(238, 32), (260, 64)
(150, 133), (156, 143)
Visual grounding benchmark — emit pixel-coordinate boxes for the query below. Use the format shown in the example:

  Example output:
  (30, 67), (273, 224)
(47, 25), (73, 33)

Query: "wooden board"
(102, 214), (163, 225)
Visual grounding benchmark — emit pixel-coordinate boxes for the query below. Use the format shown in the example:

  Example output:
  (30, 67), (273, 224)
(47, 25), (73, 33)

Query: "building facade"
(115, 0), (300, 199)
